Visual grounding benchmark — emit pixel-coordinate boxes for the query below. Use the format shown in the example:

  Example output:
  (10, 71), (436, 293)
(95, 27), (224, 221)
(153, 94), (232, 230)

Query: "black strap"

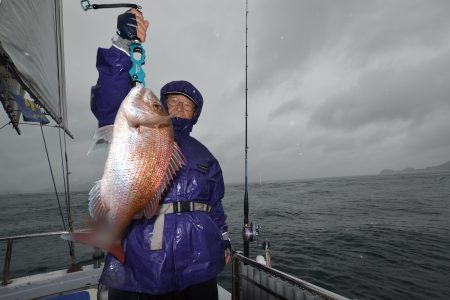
(92, 3), (140, 10)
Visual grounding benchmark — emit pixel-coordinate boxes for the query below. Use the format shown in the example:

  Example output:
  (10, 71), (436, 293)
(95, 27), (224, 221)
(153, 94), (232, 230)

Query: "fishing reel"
(243, 223), (272, 267)
(242, 222), (259, 242)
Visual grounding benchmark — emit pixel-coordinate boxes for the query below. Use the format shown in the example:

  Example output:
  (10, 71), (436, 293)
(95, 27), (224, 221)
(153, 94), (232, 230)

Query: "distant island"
(380, 161), (450, 175)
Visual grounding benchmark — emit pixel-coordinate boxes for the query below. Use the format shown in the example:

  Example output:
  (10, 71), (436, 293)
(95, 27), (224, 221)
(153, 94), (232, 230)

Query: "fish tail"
(61, 232), (125, 264)
(109, 240), (125, 265)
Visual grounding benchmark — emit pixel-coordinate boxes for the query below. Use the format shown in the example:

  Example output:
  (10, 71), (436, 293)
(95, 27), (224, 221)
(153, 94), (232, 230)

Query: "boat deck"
(0, 264), (231, 300)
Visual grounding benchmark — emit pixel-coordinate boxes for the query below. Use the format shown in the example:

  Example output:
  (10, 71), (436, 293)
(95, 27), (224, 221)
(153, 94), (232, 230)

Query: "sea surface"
(0, 172), (449, 299)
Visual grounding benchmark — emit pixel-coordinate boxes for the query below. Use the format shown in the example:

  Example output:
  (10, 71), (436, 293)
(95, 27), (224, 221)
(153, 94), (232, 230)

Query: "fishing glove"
(113, 10), (139, 55)
(116, 9), (138, 41)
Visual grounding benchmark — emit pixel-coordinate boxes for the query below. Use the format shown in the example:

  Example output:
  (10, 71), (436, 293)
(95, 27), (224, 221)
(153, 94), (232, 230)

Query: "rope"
(58, 129), (68, 220)
(0, 121), (11, 131)
(12, 122), (61, 128)
(40, 124), (73, 254)
(58, 127), (75, 258)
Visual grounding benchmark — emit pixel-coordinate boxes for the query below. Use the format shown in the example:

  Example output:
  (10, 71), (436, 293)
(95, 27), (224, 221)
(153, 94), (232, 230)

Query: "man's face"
(167, 94), (196, 119)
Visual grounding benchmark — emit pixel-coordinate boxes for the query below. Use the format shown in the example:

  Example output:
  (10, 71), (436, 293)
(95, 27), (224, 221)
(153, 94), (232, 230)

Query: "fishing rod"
(80, 0), (146, 87)
(241, 0), (272, 266)
(242, 0), (251, 258)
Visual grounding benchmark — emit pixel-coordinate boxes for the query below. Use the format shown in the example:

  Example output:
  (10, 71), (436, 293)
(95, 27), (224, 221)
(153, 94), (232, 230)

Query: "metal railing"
(232, 252), (351, 300)
(0, 231), (71, 286)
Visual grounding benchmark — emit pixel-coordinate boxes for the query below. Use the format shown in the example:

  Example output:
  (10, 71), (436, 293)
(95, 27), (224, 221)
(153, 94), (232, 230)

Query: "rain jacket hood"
(160, 80), (203, 140)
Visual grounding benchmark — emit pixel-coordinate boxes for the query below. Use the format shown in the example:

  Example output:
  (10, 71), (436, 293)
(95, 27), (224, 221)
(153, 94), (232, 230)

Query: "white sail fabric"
(0, 0), (67, 130)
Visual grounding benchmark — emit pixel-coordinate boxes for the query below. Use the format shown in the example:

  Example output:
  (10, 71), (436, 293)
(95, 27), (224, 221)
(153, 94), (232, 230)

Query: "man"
(90, 9), (231, 300)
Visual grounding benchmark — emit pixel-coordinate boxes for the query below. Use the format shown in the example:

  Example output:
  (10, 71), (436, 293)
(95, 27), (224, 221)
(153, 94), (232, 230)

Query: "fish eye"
(152, 103), (161, 111)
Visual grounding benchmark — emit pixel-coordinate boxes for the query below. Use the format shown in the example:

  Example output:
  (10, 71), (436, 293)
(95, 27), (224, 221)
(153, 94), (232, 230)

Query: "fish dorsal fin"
(88, 180), (107, 221)
(87, 125), (114, 155)
(142, 141), (185, 219)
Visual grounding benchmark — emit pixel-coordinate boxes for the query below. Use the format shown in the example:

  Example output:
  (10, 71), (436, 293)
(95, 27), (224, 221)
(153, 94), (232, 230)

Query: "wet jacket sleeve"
(90, 45), (132, 127)
(208, 159), (227, 234)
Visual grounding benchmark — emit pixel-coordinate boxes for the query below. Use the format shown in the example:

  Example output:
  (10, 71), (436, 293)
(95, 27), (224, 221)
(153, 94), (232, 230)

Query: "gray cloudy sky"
(1, 0), (450, 193)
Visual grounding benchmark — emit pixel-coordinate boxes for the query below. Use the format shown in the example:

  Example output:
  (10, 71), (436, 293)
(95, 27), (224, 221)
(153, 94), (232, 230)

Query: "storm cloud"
(1, 0), (449, 193)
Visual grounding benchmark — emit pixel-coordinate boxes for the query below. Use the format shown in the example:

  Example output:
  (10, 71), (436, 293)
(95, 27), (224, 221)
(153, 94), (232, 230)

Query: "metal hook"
(80, 0), (92, 11)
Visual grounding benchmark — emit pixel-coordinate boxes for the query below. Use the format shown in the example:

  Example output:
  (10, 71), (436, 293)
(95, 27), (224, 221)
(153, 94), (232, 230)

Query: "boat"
(0, 1), (351, 299)
(0, 231), (348, 300)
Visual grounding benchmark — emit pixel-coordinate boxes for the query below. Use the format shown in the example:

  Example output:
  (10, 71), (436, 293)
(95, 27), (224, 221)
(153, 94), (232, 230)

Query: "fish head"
(123, 85), (171, 129)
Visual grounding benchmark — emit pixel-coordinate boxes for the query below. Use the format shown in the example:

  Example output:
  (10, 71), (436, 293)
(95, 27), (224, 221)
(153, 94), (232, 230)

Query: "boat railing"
(2, 233), (351, 299)
(0, 230), (100, 286)
(232, 252), (351, 300)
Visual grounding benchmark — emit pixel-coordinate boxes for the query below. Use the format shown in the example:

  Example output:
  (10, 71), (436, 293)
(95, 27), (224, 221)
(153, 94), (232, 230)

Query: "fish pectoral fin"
(171, 142), (185, 171)
(142, 141), (185, 220)
(87, 125), (114, 155)
(164, 141), (185, 185)
(88, 180), (108, 221)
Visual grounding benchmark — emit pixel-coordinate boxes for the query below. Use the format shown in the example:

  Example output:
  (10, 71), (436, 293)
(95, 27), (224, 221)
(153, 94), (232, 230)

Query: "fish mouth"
(137, 115), (171, 129)
(155, 116), (172, 128)
(156, 123), (171, 128)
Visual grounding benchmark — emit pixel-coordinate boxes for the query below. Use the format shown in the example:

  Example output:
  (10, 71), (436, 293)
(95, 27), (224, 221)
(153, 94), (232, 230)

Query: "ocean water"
(0, 172), (449, 299)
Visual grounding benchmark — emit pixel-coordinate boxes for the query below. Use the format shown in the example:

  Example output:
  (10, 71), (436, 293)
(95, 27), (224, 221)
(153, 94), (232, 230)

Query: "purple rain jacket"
(91, 45), (227, 294)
